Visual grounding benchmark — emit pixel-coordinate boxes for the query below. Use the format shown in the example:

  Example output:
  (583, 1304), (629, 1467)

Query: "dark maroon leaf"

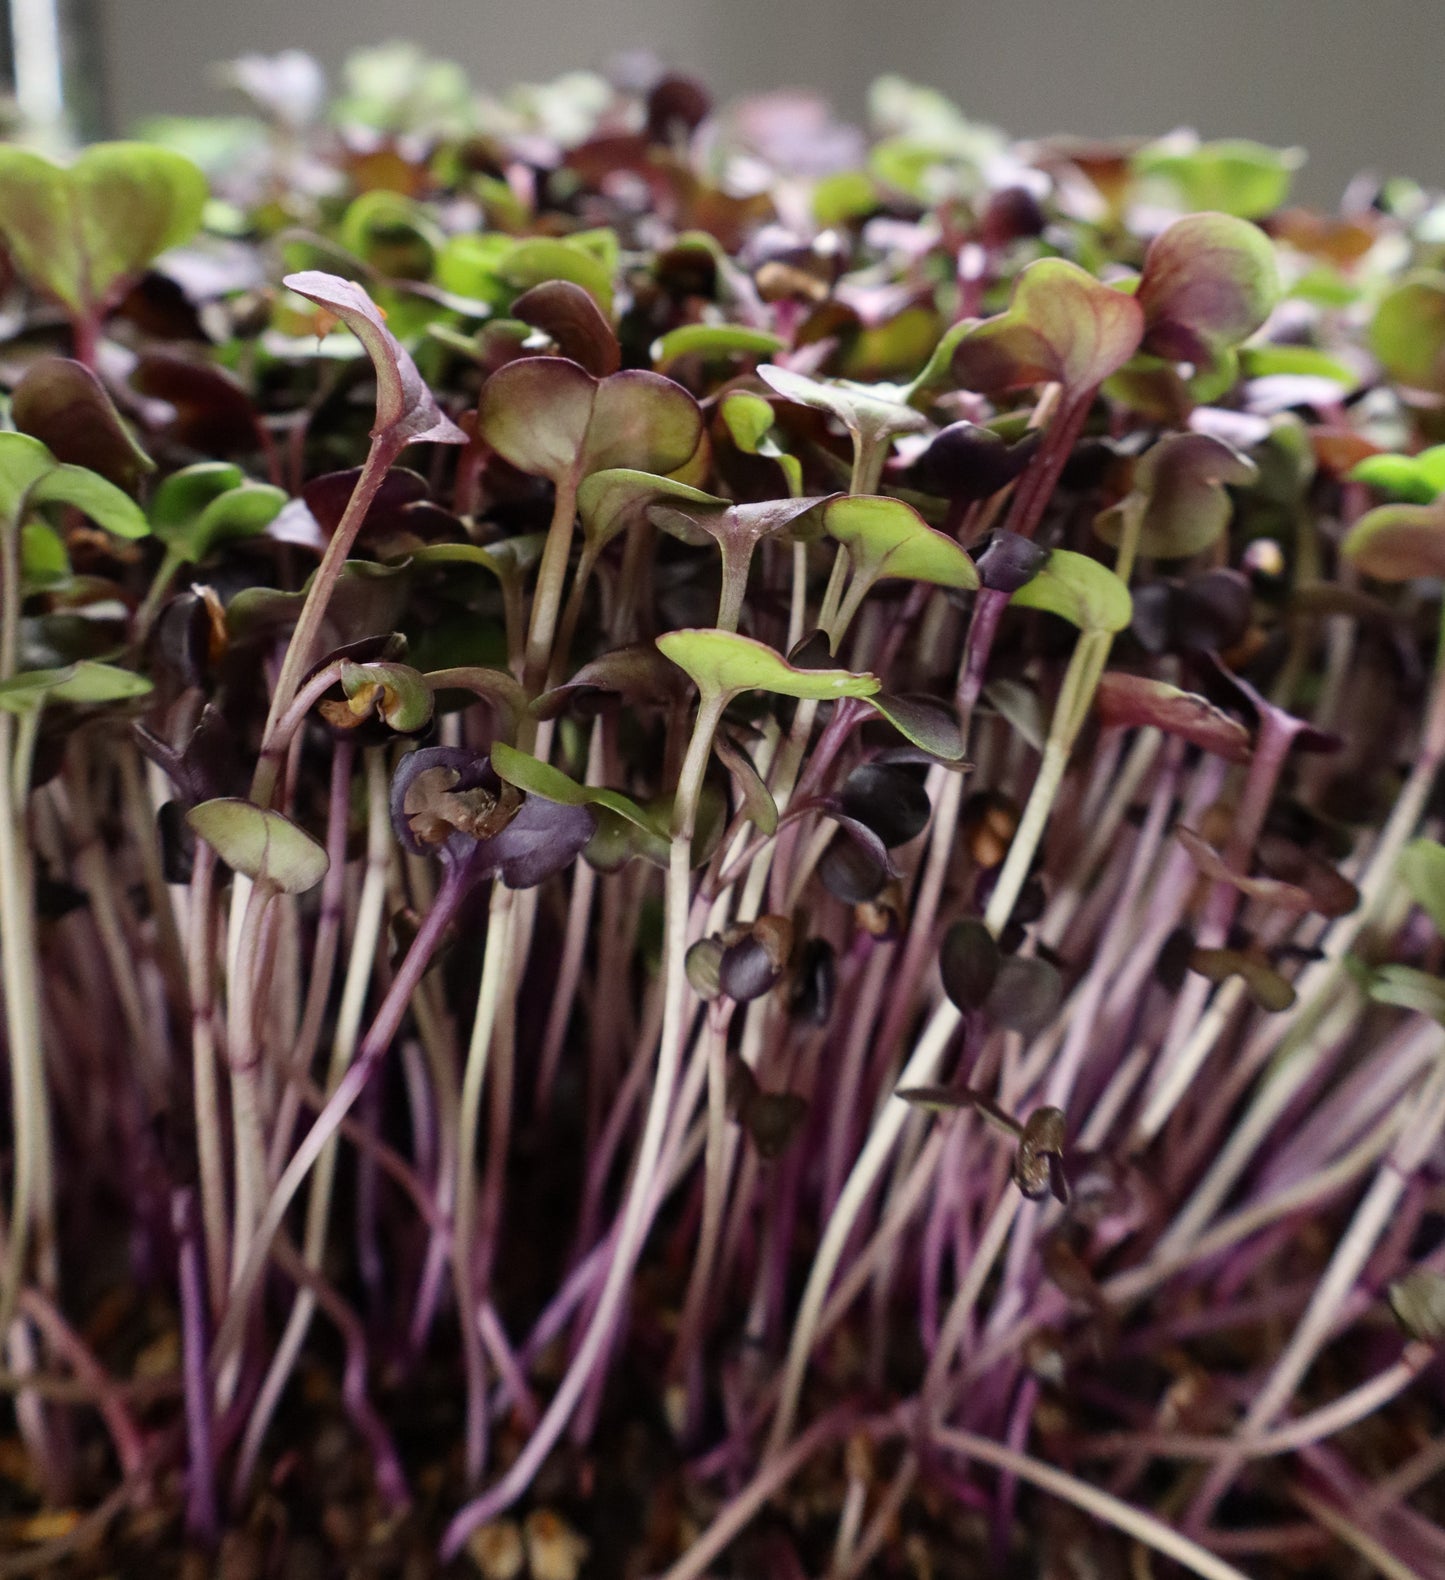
(976, 531), (1050, 594)
(819, 830), (887, 904)
(839, 760), (931, 848)
(986, 955), (1062, 1037)
(532, 643), (692, 720)
(133, 703), (243, 807)
(12, 357), (153, 488)
(646, 73), (712, 143)
(741, 1090), (809, 1159)
(907, 422), (1038, 502)
(302, 466), (430, 544)
(150, 588), (214, 689)
(1095, 673), (1252, 763)
(940, 917), (1001, 1012)
(787, 630), (836, 669)
(1131, 569), (1252, 656)
(488, 793), (599, 888)
(156, 800), (196, 884)
(789, 937), (836, 1024)
(132, 353), (259, 455)
(718, 935), (779, 1001)
(511, 279), (620, 378)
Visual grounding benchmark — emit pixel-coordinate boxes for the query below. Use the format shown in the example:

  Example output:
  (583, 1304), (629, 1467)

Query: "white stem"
(933, 1427), (1251, 1580)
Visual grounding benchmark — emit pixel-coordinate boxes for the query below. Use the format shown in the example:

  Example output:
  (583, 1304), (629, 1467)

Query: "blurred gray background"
(92, 0), (1439, 203)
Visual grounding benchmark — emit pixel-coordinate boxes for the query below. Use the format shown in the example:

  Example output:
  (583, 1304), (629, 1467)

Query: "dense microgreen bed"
(1, 42), (1445, 1576)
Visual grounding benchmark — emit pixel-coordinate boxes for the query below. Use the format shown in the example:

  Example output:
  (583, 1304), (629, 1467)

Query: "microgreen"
(4, 51), (1443, 1580)
(0, 141), (207, 362)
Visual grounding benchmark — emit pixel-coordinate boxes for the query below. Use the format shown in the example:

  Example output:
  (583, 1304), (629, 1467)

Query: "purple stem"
(173, 1190), (217, 1544)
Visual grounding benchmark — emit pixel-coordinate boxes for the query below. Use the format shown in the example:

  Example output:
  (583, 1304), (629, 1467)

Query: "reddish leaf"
(1095, 673), (1251, 762)
(283, 270), (467, 448)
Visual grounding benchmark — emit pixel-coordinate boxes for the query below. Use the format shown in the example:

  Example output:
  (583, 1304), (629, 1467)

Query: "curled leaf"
(1094, 674), (1251, 762)
(756, 363), (929, 451)
(577, 468), (726, 556)
(512, 279), (620, 378)
(389, 745), (597, 889)
(327, 660), (434, 734)
(283, 270), (468, 447)
(1015, 1107), (1069, 1202)
(713, 731), (778, 836)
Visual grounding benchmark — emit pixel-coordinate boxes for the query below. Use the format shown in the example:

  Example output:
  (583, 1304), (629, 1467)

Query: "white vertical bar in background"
(9, 0), (66, 138)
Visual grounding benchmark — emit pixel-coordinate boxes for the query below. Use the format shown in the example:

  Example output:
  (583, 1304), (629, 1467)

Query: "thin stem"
(252, 435), (402, 806)
(210, 864), (470, 1384)
(233, 749), (391, 1498)
(185, 844), (227, 1312)
(226, 878), (276, 1289)
(456, 882), (519, 1482)
(667, 1004), (734, 1423)
(982, 631), (1101, 937)
(172, 1191), (217, 1543)
(654, 1408), (858, 1580)
(0, 705), (53, 1337)
(932, 1426), (1251, 1580)
(768, 994), (962, 1454)
(440, 693), (723, 1554)
(522, 473), (580, 697)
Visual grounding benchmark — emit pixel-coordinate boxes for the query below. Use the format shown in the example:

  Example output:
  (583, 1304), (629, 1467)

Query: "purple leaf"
(951, 258), (1144, 397)
(1095, 673), (1252, 763)
(132, 353), (260, 455)
(389, 745), (595, 890)
(487, 794), (598, 889)
(1137, 212), (1280, 371)
(283, 270), (467, 448)
(511, 280), (620, 377)
(13, 358), (153, 488)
